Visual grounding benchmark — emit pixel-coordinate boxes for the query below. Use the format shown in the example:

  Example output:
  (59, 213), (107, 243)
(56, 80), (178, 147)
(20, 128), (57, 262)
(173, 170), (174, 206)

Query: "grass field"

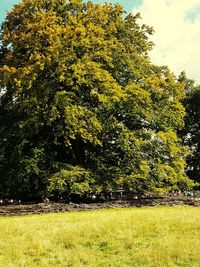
(0, 206), (199, 267)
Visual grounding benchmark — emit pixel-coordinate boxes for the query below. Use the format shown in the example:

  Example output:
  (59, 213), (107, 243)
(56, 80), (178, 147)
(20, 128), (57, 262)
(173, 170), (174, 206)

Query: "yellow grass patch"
(0, 206), (199, 267)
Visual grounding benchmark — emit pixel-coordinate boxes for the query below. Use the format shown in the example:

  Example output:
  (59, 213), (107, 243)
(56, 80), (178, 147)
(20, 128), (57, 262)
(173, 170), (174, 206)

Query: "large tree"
(0, 0), (193, 199)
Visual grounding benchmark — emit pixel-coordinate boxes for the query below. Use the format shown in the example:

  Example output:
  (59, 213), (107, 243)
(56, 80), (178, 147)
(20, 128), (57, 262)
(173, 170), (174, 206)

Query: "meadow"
(0, 206), (199, 267)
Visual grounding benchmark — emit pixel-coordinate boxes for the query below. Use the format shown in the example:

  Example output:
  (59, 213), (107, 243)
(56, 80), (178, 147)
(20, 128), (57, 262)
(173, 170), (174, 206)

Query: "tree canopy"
(0, 0), (194, 199)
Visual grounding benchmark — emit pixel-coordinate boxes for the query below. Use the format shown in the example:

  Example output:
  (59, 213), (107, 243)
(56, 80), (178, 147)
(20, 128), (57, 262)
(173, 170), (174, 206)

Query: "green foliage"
(48, 165), (94, 196)
(0, 0), (193, 198)
(179, 72), (200, 184)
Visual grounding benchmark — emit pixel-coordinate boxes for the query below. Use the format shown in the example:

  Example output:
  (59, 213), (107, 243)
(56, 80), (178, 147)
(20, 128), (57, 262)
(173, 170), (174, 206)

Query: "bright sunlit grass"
(0, 206), (199, 267)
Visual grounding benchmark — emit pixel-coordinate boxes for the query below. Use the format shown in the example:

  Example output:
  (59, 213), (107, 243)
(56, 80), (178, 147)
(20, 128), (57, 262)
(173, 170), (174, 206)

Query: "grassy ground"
(0, 206), (199, 267)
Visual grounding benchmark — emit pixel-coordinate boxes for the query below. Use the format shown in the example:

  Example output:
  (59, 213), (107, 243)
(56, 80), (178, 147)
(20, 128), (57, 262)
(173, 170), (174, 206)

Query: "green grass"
(0, 206), (200, 267)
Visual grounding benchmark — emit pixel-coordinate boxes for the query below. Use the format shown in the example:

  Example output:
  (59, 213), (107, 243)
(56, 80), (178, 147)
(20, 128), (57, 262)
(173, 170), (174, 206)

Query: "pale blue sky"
(0, 0), (20, 23)
(0, 0), (142, 23)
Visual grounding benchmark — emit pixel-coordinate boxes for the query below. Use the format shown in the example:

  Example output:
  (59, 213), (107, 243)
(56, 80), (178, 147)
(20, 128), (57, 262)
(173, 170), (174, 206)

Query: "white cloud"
(133, 0), (200, 83)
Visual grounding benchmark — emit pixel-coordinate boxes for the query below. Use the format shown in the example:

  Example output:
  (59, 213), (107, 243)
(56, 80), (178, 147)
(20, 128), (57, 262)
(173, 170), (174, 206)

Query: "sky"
(1, 0), (200, 83)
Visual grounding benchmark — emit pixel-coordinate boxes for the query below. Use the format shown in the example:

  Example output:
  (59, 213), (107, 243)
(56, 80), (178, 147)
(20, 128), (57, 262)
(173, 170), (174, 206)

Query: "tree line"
(0, 0), (199, 200)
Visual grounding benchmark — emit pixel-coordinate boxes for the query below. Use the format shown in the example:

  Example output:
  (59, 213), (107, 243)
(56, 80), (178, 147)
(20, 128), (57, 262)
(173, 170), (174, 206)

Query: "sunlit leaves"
(0, 0), (193, 198)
